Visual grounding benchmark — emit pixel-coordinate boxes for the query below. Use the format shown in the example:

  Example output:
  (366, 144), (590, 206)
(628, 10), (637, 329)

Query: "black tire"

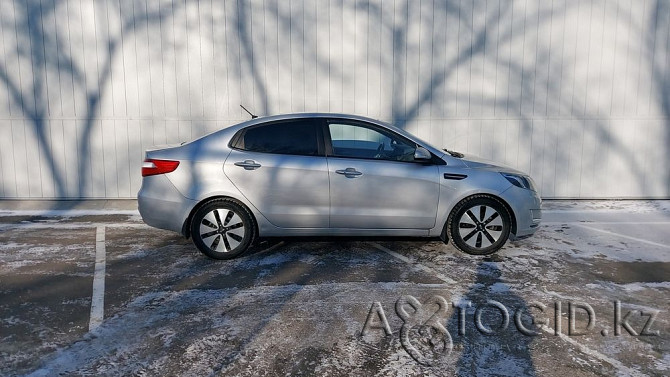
(190, 199), (256, 260)
(447, 195), (511, 255)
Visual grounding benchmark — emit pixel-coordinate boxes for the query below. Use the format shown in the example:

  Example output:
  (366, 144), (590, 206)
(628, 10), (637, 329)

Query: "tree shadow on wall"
(0, 0), (668, 201)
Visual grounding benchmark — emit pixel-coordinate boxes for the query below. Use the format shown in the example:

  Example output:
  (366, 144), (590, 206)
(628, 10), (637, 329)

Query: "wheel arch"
(441, 193), (517, 240)
(182, 195), (259, 239)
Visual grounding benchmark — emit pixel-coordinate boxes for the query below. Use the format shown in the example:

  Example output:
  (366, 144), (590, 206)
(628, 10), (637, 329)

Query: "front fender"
(430, 167), (514, 237)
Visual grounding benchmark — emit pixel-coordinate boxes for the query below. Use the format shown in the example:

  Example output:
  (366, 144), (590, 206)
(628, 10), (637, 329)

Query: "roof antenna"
(240, 104), (258, 119)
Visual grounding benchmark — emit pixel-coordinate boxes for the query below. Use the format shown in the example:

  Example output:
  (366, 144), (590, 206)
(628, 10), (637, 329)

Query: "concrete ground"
(0, 200), (668, 376)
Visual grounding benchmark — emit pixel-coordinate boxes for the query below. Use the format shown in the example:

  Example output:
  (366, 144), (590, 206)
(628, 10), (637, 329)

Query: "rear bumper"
(137, 175), (197, 235)
(499, 186), (542, 240)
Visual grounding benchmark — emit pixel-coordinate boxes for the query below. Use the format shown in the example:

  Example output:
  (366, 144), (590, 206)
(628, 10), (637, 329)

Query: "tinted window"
(238, 120), (320, 156)
(328, 123), (417, 162)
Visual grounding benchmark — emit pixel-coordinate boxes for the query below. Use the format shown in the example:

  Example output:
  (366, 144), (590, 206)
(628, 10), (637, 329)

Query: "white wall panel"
(0, 0), (668, 198)
(0, 120), (14, 197)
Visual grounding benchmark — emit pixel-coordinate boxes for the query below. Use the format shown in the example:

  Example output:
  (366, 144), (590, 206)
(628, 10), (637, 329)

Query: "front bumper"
(499, 186), (542, 240)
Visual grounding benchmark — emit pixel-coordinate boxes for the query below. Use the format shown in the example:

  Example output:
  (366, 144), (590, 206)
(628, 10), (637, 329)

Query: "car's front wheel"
(447, 195), (511, 255)
(190, 199), (255, 259)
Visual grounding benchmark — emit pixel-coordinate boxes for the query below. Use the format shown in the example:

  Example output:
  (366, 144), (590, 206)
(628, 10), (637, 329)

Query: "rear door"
(326, 120), (440, 229)
(224, 119), (329, 228)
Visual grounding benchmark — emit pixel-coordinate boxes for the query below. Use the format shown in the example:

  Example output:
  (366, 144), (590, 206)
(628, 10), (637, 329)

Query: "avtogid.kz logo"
(361, 295), (660, 366)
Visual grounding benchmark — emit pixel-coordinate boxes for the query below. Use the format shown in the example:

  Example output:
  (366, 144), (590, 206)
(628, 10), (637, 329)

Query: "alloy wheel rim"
(458, 205), (504, 249)
(199, 209), (246, 252)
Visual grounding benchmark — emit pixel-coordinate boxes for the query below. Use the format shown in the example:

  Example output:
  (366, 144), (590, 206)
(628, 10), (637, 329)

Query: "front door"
(326, 120), (440, 229)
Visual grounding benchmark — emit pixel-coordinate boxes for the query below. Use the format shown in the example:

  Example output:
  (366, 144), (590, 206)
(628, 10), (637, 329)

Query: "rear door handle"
(335, 167), (362, 177)
(234, 160), (261, 170)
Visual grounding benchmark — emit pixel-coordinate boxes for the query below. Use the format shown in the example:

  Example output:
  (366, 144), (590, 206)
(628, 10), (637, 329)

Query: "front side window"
(328, 122), (417, 162)
(236, 120), (320, 156)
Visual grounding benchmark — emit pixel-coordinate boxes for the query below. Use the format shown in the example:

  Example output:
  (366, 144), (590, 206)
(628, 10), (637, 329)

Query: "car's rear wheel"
(447, 195), (511, 255)
(190, 199), (255, 259)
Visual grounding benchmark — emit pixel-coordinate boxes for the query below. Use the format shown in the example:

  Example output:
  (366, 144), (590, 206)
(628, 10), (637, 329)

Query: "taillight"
(142, 159), (180, 177)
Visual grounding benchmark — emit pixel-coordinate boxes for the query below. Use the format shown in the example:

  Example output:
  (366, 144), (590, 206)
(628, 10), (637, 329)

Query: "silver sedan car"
(138, 113), (541, 259)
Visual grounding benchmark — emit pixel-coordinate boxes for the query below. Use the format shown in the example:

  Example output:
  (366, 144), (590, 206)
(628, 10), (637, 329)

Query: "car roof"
(224, 113), (415, 141)
(197, 112), (446, 158)
(225, 112), (391, 130)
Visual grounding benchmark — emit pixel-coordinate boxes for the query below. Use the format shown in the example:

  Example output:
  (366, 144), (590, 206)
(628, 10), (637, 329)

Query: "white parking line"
(538, 325), (646, 377)
(89, 226), (106, 332)
(369, 242), (457, 284)
(573, 223), (670, 250)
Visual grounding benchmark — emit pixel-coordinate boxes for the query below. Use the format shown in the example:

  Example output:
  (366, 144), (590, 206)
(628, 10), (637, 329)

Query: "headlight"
(501, 173), (537, 192)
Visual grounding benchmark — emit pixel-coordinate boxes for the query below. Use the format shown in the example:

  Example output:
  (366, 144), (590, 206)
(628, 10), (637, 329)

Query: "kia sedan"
(138, 113), (541, 259)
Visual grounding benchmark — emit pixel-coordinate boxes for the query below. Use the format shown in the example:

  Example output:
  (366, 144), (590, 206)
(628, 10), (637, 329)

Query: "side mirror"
(414, 146), (431, 161)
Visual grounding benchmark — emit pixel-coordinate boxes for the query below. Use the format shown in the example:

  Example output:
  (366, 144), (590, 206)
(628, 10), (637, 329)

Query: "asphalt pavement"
(0, 200), (668, 376)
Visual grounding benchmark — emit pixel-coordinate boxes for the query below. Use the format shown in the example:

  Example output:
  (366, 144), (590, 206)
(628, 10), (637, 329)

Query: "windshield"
(376, 121), (446, 156)
(382, 120), (464, 158)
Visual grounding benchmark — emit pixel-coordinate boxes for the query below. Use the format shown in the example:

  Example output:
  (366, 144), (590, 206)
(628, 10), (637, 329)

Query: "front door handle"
(335, 167), (362, 177)
(234, 160), (261, 170)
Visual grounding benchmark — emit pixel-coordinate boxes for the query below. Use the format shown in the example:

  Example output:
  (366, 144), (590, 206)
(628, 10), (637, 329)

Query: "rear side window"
(234, 120), (320, 156)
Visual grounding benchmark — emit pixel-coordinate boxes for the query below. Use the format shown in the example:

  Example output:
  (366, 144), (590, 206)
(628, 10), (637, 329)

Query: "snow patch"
(0, 209), (139, 217)
(488, 282), (510, 293)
